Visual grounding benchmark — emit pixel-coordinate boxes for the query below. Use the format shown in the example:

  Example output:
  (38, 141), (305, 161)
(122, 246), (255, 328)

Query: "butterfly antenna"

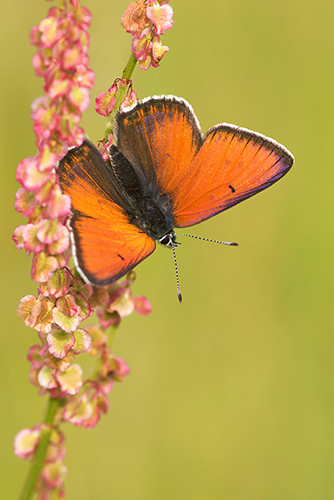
(176, 233), (239, 246)
(171, 244), (182, 303)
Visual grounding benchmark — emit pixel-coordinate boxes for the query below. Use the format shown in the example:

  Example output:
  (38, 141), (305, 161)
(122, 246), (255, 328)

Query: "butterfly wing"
(172, 124), (294, 227)
(58, 140), (155, 285)
(115, 96), (293, 229)
(114, 96), (202, 198)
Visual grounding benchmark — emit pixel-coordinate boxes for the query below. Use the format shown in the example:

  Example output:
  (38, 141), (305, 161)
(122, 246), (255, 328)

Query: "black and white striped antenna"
(175, 233), (238, 246)
(171, 244), (182, 303)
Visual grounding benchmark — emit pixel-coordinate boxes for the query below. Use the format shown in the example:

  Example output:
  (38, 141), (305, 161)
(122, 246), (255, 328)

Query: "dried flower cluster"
(121, 0), (174, 70)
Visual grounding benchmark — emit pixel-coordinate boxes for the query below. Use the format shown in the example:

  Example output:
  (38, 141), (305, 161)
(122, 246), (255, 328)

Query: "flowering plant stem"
(19, 397), (60, 500)
(105, 52), (138, 140)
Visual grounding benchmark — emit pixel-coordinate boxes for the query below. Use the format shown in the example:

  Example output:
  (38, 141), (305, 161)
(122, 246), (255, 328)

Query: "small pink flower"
(132, 30), (152, 61)
(17, 295), (55, 334)
(98, 134), (114, 161)
(14, 188), (37, 218)
(152, 34), (169, 65)
(134, 295), (152, 315)
(146, 0), (174, 35)
(95, 84), (117, 117)
(22, 224), (45, 253)
(121, 88), (139, 109)
(31, 251), (61, 283)
(38, 268), (71, 298)
(48, 185), (71, 219)
(69, 86), (90, 112)
(41, 460), (67, 489)
(14, 428), (41, 460)
(56, 364), (83, 395)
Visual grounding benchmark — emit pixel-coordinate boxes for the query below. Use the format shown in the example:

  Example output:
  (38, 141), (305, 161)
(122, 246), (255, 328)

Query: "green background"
(1, 1), (334, 499)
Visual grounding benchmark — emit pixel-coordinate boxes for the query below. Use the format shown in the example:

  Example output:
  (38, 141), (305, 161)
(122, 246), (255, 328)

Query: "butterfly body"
(58, 95), (294, 287)
(108, 144), (176, 242)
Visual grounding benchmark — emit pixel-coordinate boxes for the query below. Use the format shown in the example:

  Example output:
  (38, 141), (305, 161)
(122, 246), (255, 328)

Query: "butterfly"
(58, 95), (294, 301)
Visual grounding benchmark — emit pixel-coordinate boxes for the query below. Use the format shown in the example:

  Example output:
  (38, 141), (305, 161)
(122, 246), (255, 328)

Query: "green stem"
(19, 397), (61, 500)
(104, 52), (138, 141)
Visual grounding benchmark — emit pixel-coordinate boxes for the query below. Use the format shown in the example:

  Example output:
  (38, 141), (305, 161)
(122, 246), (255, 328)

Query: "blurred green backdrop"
(1, 1), (334, 499)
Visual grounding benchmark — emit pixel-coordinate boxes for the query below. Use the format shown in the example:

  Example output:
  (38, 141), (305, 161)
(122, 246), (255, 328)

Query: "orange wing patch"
(173, 124), (294, 227)
(72, 212), (155, 285)
(59, 141), (155, 285)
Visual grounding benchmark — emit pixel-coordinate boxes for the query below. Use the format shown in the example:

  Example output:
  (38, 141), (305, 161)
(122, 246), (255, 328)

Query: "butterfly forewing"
(115, 96), (202, 197)
(172, 124), (294, 227)
(58, 140), (155, 285)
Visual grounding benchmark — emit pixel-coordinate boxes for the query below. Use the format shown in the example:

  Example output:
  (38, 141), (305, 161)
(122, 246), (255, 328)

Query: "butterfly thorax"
(128, 193), (175, 243)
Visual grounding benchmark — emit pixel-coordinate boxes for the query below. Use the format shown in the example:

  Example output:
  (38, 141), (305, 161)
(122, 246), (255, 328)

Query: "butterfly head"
(158, 230), (180, 249)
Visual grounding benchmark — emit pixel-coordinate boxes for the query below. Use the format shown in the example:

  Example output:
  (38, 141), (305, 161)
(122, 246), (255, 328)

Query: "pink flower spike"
(14, 428), (41, 460)
(146, 0), (174, 35)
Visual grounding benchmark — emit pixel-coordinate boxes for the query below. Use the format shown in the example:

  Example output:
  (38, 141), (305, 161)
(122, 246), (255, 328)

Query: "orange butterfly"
(58, 95), (294, 301)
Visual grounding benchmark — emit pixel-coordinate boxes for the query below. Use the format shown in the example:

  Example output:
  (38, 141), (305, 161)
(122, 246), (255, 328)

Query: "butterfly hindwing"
(58, 140), (155, 285)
